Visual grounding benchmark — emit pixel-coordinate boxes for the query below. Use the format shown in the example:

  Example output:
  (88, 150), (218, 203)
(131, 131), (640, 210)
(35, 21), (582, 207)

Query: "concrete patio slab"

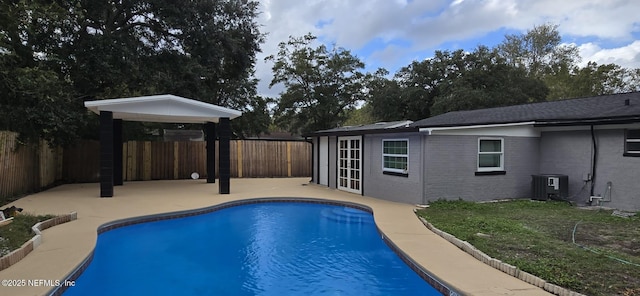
(0, 178), (551, 295)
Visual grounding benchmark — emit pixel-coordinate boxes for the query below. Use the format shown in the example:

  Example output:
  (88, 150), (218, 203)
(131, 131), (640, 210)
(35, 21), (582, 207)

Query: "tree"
(364, 68), (406, 122)
(367, 50), (467, 122)
(429, 46), (548, 115)
(497, 23), (580, 78)
(545, 62), (640, 100)
(343, 103), (377, 126)
(0, 0), (267, 144)
(0, 0), (84, 146)
(267, 34), (366, 134)
(496, 23), (640, 100)
(367, 47), (548, 120)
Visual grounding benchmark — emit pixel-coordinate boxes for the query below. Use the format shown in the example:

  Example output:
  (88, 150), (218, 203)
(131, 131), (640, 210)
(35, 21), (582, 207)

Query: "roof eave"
(84, 94), (242, 122)
(304, 126), (419, 137)
(534, 116), (640, 127)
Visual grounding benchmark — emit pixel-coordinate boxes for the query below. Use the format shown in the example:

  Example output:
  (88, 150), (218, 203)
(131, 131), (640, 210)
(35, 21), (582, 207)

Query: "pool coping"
(47, 197), (461, 296)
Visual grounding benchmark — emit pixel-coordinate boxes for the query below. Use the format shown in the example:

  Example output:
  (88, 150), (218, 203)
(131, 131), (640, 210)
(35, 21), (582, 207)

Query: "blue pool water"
(64, 202), (442, 295)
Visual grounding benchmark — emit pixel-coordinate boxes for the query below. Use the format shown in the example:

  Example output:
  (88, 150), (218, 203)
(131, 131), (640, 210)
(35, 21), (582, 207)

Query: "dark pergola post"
(218, 118), (231, 194)
(100, 111), (114, 197)
(113, 119), (123, 186)
(205, 122), (216, 183)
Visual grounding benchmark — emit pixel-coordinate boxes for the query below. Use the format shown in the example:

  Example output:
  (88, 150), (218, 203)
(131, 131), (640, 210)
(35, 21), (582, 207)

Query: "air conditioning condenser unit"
(531, 174), (568, 201)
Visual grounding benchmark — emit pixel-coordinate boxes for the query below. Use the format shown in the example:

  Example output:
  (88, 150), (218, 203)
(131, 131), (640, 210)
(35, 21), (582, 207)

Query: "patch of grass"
(417, 200), (640, 296)
(0, 214), (56, 257)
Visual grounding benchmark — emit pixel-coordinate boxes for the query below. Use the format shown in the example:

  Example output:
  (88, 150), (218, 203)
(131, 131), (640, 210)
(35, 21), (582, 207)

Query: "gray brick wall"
(362, 133), (424, 204)
(423, 135), (540, 202)
(539, 130), (592, 204)
(313, 126), (640, 210)
(540, 129), (640, 210)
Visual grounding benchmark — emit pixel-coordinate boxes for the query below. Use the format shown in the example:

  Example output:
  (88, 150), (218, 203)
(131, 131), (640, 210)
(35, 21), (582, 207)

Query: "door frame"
(337, 136), (362, 194)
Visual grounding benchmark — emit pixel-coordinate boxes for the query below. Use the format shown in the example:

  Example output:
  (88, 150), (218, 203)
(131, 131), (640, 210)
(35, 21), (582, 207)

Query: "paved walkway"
(0, 178), (550, 295)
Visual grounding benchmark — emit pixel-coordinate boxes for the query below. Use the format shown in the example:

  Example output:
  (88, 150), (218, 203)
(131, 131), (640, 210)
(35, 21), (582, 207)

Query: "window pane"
(479, 154), (501, 168)
(384, 156), (407, 170)
(627, 142), (640, 152)
(627, 129), (640, 139)
(480, 140), (501, 152)
(383, 140), (408, 155)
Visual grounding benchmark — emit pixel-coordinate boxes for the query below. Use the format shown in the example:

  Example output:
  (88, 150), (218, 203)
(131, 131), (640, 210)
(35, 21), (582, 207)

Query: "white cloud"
(578, 41), (640, 69)
(254, 0), (640, 97)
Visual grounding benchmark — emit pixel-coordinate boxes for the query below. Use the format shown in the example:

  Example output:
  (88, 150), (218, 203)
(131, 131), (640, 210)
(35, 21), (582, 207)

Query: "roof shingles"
(410, 92), (640, 128)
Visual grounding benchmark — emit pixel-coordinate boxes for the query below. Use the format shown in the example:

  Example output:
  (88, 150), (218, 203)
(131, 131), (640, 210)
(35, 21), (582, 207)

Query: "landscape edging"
(418, 216), (586, 296)
(0, 212), (77, 271)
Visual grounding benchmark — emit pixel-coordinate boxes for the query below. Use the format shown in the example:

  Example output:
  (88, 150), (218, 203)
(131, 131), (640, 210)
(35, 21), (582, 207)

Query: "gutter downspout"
(590, 125), (597, 197)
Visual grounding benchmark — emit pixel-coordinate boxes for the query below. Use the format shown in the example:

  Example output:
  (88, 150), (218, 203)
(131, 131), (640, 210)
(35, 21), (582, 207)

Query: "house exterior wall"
(328, 136), (337, 189)
(538, 130), (592, 204)
(540, 128), (640, 210)
(362, 133), (424, 204)
(312, 124), (639, 210)
(312, 137), (318, 184)
(423, 135), (540, 202)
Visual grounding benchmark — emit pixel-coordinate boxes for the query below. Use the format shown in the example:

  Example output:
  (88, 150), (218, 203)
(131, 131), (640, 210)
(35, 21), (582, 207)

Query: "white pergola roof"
(84, 94), (242, 123)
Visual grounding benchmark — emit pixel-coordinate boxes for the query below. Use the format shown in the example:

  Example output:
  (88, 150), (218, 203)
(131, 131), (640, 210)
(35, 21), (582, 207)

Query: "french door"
(337, 136), (362, 194)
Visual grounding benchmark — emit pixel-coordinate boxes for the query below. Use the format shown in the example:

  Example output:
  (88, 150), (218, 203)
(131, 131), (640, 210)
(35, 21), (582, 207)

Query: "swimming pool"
(60, 200), (449, 295)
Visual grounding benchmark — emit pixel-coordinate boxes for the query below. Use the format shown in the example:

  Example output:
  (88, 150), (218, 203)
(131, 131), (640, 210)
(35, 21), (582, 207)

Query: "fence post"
(126, 141), (137, 181)
(38, 139), (45, 188)
(143, 141), (151, 180)
(287, 142), (292, 177)
(237, 140), (243, 178)
(173, 142), (179, 179)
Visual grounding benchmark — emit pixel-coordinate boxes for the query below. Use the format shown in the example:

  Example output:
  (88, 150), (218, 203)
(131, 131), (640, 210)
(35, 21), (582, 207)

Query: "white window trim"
(382, 139), (409, 174)
(477, 137), (504, 172)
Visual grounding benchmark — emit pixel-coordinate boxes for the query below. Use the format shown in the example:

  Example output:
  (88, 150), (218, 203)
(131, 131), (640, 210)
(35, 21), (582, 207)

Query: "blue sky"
(256, 0), (640, 98)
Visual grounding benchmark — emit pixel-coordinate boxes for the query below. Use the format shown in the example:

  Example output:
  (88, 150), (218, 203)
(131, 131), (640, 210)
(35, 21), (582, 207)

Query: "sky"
(254, 0), (640, 98)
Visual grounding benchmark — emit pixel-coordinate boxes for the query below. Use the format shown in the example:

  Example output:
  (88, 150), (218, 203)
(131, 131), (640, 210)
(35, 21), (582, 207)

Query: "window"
(477, 138), (503, 171)
(625, 129), (640, 156)
(382, 140), (408, 174)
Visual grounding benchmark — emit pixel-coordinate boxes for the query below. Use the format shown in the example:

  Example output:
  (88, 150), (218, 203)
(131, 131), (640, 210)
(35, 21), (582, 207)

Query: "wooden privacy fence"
(64, 139), (312, 183)
(0, 131), (63, 200)
(2, 134), (312, 202)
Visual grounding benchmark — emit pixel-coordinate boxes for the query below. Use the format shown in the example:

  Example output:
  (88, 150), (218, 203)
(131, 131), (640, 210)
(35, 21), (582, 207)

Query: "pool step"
(321, 207), (374, 224)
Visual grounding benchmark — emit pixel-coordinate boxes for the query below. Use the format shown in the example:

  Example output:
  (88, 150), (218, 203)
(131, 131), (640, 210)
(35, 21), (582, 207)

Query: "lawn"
(0, 214), (55, 257)
(416, 200), (640, 296)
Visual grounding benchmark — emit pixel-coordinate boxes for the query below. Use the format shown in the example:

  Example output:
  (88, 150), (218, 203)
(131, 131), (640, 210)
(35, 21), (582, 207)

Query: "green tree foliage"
(546, 61), (640, 100)
(0, 0), (267, 144)
(366, 67), (425, 122)
(267, 34), (366, 134)
(366, 47), (548, 120)
(343, 103), (376, 126)
(496, 23), (640, 100)
(497, 23), (580, 78)
(430, 46), (548, 115)
(0, 1), (84, 146)
(362, 23), (639, 123)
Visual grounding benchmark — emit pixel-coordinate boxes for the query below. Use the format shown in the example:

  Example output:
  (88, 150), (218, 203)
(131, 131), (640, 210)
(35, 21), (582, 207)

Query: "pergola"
(84, 94), (241, 197)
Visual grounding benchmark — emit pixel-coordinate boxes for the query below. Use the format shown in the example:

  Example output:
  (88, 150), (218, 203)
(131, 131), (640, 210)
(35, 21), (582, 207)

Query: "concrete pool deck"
(0, 178), (551, 296)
